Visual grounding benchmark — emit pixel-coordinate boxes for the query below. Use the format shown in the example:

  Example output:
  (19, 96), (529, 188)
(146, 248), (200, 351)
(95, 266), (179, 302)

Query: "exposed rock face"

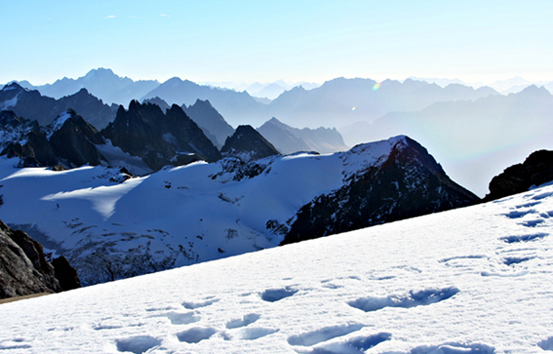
(52, 256), (81, 291)
(0, 82), (115, 129)
(183, 99), (235, 149)
(1, 110), (107, 168)
(0, 220), (80, 299)
(257, 117), (349, 154)
(221, 125), (280, 162)
(49, 110), (107, 167)
(281, 136), (480, 245)
(3, 130), (59, 167)
(484, 150), (553, 201)
(102, 101), (222, 170)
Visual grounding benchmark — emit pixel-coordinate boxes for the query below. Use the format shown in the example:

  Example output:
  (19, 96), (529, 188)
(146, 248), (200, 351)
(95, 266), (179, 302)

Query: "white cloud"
(104, 15), (116, 19)
(160, 14), (170, 18)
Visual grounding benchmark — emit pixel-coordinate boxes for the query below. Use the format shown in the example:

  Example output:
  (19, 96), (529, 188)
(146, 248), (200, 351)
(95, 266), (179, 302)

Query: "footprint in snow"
(224, 327), (279, 341)
(502, 256), (534, 266)
(176, 327), (217, 343)
(115, 335), (161, 354)
(500, 233), (548, 244)
(348, 287), (459, 312)
(538, 336), (553, 350)
(260, 286), (298, 302)
(295, 332), (392, 354)
(400, 341), (495, 354)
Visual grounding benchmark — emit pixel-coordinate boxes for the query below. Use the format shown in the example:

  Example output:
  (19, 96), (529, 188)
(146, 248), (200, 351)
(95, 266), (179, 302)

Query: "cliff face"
(0, 220), (80, 299)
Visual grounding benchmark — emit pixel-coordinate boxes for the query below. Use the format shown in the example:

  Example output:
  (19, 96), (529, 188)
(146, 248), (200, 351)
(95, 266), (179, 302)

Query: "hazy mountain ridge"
(348, 85), (553, 197)
(8, 68), (159, 106)
(257, 117), (348, 154)
(183, 99), (235, 149)
(0, 82), (116, 129)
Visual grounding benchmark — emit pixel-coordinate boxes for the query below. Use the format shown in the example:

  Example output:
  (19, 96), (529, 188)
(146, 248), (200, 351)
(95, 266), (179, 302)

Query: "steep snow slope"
(0, 136), (475, 285)
(1, 182), (552, 353)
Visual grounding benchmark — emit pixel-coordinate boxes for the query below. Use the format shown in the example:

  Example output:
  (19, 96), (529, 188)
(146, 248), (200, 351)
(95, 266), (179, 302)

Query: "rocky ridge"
(221, 125), (280, 162)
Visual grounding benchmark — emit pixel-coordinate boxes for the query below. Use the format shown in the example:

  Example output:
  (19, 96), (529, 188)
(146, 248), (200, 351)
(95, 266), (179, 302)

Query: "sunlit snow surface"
(0, 137), (405, 285)
(2, 183), (553, 353)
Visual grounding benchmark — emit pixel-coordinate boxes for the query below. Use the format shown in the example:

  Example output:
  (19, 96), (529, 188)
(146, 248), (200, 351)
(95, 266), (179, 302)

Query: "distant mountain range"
(2, 68), (523, 129)
(411, 76), (553, 95)
(141, 76), (500, 128)
(10, 68), (159, 106)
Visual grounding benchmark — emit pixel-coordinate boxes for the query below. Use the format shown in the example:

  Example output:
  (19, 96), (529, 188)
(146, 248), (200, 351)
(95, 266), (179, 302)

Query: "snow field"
(1, 183), (553, 353)
(0, 139), (403, 285)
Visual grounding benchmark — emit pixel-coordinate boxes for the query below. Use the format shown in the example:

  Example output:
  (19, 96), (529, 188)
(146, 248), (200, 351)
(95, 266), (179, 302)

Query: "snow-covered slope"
(1, 182), (552, 353)
(0, 136), (476, 285)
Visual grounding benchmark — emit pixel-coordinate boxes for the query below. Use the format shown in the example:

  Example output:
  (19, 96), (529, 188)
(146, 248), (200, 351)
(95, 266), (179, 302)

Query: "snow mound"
(1, 182), (553, 352)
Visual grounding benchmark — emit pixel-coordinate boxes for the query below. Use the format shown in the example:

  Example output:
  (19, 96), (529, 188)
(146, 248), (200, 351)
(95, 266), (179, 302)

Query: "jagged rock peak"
(221, 125), (280, 162)
(102, 100), (221, 170)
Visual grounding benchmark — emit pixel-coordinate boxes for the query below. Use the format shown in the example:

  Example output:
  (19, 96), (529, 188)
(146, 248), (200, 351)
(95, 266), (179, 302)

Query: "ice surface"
(1, 181), (553, 352)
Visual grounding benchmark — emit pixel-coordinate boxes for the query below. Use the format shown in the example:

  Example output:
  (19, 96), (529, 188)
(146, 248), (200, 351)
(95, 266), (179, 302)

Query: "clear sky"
(2, 0), (553, 85)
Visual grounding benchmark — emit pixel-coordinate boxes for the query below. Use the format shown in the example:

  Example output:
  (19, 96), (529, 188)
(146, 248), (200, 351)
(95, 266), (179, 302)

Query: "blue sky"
(2, 0), (552, 85)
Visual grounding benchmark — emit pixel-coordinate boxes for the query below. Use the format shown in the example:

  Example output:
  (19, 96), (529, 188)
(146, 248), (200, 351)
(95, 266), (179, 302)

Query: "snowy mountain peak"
(47, 110), (75, 137)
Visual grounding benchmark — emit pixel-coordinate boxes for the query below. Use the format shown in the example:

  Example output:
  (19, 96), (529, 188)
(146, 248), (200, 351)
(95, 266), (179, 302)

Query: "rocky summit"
(281, 136), (480, 244)
(102, 101), (222, 170)
(221, 125), (280, 162)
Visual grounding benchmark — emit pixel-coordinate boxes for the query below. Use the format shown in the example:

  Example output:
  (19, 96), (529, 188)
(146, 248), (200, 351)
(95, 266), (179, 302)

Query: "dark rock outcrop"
(484, 150), (553, 201)
(0, 220), (81, 299)
(221, 125), (280, 162)
(3, 130), (59, 167)
(52, 256), (81, 291)
(102, 101), (221, 170)
(281, 136), (480, 245)
(183, 99), (235, 149)
(49, 110), (107, 167)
